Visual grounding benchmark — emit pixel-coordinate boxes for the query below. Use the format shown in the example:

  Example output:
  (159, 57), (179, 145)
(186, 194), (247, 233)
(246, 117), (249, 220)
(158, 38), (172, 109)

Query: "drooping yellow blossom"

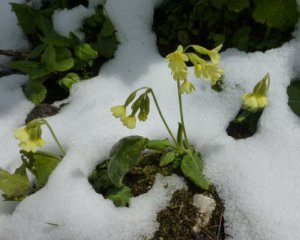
(14, 123), (44, 153)
(122, 115), (136, 129)
(192, 44), (222, 63)
(111, 105), (126, 119)
(242, 93), (268, 112)
(194, 64), (202, 78)
(179, 80), (195, 94)
(200, 62), (224, 85)
(166, 45), (189, 80)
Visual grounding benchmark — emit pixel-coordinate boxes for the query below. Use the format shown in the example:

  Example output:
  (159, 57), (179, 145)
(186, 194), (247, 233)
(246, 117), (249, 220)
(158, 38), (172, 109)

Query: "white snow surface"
(0, 0), (300, 239)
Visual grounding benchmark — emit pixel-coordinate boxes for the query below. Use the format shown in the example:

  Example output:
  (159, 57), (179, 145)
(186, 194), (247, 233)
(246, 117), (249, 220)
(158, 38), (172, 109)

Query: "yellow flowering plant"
(105, 44), (225, 205)
(0, 118), (65, 201)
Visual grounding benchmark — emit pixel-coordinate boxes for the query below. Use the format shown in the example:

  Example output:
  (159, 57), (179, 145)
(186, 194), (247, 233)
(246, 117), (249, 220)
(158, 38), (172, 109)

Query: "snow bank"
(0, 0), (299, 239)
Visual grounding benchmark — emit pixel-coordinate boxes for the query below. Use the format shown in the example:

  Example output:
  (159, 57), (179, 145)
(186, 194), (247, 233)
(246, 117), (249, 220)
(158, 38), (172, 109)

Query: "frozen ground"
(0, 0), (300, 239)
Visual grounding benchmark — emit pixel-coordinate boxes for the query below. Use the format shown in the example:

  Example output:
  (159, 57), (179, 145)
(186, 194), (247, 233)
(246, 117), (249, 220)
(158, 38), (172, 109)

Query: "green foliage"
(287, 79), (300, 118)
(181, 152), (210, 190)
(153, 0), (299, 54)
(159, 150), (176, 167)
(9, 2), (118, 105)
(0, 165), (31, 201)
(0, 151), (61, 201)
(107, 186), (133, 207)
(108, 136), (148, 187)
(147, 139), (174, 151)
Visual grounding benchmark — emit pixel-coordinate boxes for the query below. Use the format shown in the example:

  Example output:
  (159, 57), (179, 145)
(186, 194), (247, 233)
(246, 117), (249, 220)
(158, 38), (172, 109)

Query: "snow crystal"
(0, 0), (300, 239)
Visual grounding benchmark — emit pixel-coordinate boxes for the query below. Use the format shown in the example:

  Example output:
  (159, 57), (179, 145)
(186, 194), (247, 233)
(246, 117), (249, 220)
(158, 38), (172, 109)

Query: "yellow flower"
(242, 93), (268, 112)
(122, 115), (136, 129)
(111, 105), (126, 119)
(14, 126), (44, 153)
(192, 44), (222, 63)
(200, 62), (224, 85)
(179, 80), (195, 94)
(166, 45), (189, 80)
(194, 64), (202, 78)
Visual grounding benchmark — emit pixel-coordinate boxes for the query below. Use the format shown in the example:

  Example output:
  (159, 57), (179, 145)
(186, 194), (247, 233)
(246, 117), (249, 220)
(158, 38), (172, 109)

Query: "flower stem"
(176, 80), (189, 147)
(148, 89), (177, 144)
(43, 120), (66, 156)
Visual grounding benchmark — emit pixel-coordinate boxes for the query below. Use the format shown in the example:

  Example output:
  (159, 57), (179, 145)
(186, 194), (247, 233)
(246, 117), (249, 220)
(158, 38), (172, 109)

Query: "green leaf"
(287, 80), (300, 118)
(146, 138), (174, 151)
(252, 0), (299, 28)
(181, 151), (210, 190)
(97, 34), (118, 58)
(53, 47), (74, 72)
(41, 45), (56, 71)
(22, 151), (61, 190)
(58, 73), (80, 89)
(40, 35), (71, 47)
(0, 167), (30, 200)
(9, 61), (50, 79)
(24, 81), (47, 105)
(226, 0), (249, 12)
(160, 151), (176, 167)
(107, 186), (133, 207)
(28, 44), (47, 59)
(100, 18), (115, 37)
(108, 136), (148, 187)
(232, 26), (251, 50)
(75, 43), (98, 61)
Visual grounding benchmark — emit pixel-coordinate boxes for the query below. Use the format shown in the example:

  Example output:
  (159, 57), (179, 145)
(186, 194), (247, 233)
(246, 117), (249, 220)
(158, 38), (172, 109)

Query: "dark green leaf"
(253, 0), (299, 28)
(24, 81), (47, 105)
(0, 167), (30, 200)
(108, 186), (133, 207)
(100, 18), (115, 37)
(41, 45), (56, 71)
(40, 35), (71, 47)
(28, 44), (47, 59)
(146, 138), (174, 151)
(9, 61), (50, 80)
(287, 80), (300, 118)
(181, 151), (210, 190)
(232, 26), (251, 50)
(108, 136), (148, 187)
(160, 151), (176, 167)
(97, 34), (118, 58)
(226, 0), (249, 12)
(22, 151), (61, 190)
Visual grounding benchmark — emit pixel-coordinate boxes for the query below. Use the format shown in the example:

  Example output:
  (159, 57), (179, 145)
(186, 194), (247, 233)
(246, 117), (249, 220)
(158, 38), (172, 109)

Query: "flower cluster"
(111, 90), (150, 129)
(166, 44), (224, 93)
(14, 119), (44, 152)
(242, 74), (270, 112)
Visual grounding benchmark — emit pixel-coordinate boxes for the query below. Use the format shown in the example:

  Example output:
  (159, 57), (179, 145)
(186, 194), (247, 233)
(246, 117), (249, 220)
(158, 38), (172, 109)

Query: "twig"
(216, 213), (223, 240)
(0, 49), (28, 59)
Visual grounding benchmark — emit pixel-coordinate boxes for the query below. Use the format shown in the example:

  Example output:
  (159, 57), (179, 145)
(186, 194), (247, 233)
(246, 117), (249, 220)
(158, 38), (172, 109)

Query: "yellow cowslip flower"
(192, 44), (222, 63)
(242, 93), (268, 112)
(179, 80), (195, 94)
(166, 45), (189, 80)
(14, 124), (44, 153)
(111, 105), (126, 119)
(200, 62), (224, 85)
(194, 64), (202, 78)
(122, 115), (136, 129)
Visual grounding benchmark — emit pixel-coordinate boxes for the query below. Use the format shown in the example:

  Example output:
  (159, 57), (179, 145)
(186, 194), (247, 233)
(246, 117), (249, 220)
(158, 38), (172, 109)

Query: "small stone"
(192, 194), (216, 233)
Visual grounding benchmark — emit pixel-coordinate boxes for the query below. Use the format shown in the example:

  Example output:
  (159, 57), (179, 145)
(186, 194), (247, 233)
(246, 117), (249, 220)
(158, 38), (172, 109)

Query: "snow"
(0, 0), (300, 239)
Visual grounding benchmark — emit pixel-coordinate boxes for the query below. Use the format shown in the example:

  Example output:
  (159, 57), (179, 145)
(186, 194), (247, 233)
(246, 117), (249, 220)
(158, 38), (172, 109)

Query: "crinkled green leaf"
(181, 151), (210, 190)
(58, 73), (80, 89)
(97, 34), (118, 58)
(108, 186), (133, 207)
(108, 136), (148, 187)
(287, 80), (300, 118)
(24, 81), (47, 105)
(146, 138), (174, 151)
(226, 0), (249, 12)
(28, 44), (47, 59)
(253, 0), (299, 28)
(41, 45), (56, 71)
(40, 35), (71, 47)
(0, 167), (30, 200)
(160, 151), (176, 167)
(53, 47), (74, 72)
(100, 18), (115, 37)
(22, 151), (61, 190)
(9, 61), (50, 79)
(75, 43), (98, 61)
